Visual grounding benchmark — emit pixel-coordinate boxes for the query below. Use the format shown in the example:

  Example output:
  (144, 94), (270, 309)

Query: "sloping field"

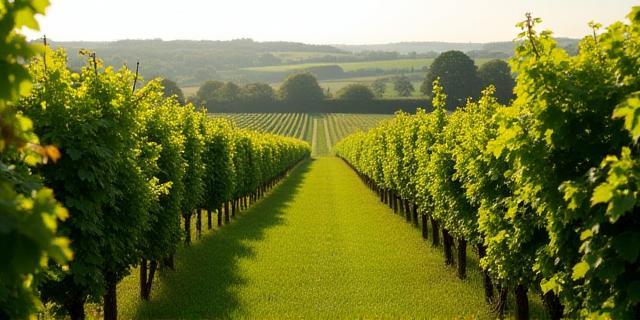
(242, 58), (493, 73)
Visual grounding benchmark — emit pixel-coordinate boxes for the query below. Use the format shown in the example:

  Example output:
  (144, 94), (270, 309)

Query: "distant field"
(243, 58), (493, 73)
(182, 57), (496, 99)
(271, 51), (351, 63)
(182, 86), (198, 98)
(178, 57), (493, 99)
(211, 113), (391, 156)
(243, 58), (436, 72)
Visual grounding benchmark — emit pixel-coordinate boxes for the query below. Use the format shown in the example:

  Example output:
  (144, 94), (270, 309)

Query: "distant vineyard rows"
(214, 113), (391, 155)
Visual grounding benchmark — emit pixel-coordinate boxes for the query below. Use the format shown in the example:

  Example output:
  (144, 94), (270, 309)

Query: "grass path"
(117, 157), (492, 319)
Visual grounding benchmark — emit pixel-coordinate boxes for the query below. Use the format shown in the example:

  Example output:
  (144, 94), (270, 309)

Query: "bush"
(336, 84), (375, 100)
(278, 73), (325, 102)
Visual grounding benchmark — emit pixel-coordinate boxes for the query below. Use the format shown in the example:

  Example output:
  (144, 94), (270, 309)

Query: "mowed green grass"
(271, 51), (352, 63)
(116, 158), (493, 319)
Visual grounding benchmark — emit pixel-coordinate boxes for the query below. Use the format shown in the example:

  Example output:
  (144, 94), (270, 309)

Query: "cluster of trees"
(191, 80), (277, 106)
(193, 72), (329, 109)
(195, 56), (513, 110)
(344, 76), (415, 99)
(421, 52), (515, 107)
(336, 9), (640, 320)
(197, 49), (517, 109)
(392, 76), (415, 97)
(0, 7), (311, 319)
(193, 72), (424, 111)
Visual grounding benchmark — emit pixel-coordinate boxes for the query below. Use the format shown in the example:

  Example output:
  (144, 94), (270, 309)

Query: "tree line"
(191, 54), (514, 112)
(0, 2), (311, 319)
(336, 8), (640, 320)
(49, 38), (535, 86)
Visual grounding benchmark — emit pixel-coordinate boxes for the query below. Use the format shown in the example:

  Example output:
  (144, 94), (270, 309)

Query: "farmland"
(243, 58), (438, 72)
(182, 57), (494, 100)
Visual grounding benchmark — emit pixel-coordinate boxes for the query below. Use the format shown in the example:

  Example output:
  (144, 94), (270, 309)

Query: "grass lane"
(117, 157), (495, 319)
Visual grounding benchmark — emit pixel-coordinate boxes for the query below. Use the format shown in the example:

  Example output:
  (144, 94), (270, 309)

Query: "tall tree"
(218, 82), (241, 103)
(421, 50), (480, 107)
(242, 83), (276, 103)
(278, 73), (324, 102)
(394, 76), (414, 97)
(477, 59), (515, 104)
(371, 78), (387, 98)
(161, 78), (185, 105)
(194, 80), (225, 105)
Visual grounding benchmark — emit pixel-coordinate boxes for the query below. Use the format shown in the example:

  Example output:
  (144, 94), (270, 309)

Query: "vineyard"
(216, 113), (391, 155)
(2, 1), (640, 320)
(336, 10), (640, 319)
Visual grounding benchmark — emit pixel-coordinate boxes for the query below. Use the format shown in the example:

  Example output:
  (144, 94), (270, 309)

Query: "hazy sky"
(27, 0), (637, 44)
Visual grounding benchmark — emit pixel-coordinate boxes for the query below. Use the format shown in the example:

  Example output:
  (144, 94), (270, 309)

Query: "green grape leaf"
(607, 193), (635, 223)
(540, 276), (561, 294)
(612, 92), (640, 140)
(32, 0), (51, 14)
(15, 7), (39, 29)
(580, 229), (593, 241)
(572, 261), (590, 280)
(591, 183), (614, 205)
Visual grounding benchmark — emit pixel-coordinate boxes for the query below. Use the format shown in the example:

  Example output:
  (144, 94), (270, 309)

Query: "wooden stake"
(132, 61), (140, 94)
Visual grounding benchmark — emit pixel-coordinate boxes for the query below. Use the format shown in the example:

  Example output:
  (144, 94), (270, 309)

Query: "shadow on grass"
(133, 159), (314, 319)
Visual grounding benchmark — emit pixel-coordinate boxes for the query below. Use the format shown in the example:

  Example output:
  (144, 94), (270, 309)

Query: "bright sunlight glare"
(27, 0), (637, 43)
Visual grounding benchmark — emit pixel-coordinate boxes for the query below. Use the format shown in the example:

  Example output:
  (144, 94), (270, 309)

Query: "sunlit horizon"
(27, 0), (637, 44)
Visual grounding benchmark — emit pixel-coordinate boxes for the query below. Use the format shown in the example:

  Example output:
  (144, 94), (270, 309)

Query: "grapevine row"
(12, 48), (311, 319)
(336, 9), (640, 319)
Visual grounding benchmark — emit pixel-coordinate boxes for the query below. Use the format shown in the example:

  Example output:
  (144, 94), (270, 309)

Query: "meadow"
(243, 57), (492, 72)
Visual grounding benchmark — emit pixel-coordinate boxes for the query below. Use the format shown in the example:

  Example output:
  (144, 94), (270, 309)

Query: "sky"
(27, 0), (638, 44)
